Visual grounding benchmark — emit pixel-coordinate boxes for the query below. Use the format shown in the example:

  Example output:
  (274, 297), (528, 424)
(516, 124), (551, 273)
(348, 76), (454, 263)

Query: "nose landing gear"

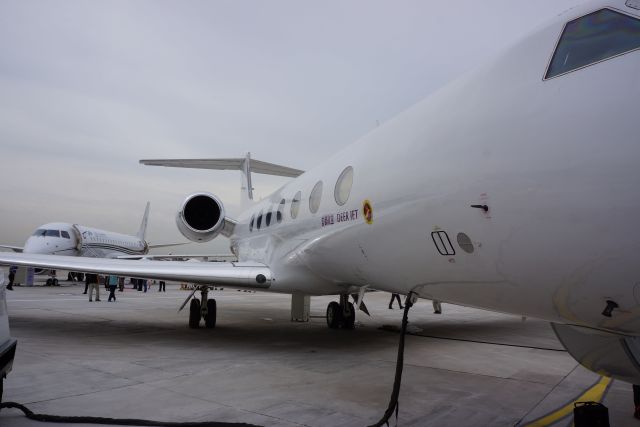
(326, 294), (356, 329)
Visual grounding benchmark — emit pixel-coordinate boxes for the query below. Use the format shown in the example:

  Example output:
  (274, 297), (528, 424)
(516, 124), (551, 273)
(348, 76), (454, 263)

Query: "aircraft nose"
(23, 237), (56, 255)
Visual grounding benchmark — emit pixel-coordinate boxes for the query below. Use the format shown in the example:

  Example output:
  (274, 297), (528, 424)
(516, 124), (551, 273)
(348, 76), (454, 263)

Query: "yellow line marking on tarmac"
(521, 376), (612, 427)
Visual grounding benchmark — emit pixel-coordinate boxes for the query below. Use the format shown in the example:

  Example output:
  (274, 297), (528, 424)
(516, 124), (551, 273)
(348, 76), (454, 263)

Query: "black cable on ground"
(368, 292), (416, 427)
(0, 401), (262, 427)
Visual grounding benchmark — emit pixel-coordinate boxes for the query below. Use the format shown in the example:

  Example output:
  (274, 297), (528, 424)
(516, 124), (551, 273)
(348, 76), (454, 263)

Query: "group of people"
(82, 275), (166, 302)
(388, 292), (442, 314)
(128, 278), (166, 293)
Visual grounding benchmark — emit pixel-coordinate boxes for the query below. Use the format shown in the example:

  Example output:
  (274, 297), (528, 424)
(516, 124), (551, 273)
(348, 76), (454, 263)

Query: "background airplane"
(0, 202), (186, 259)
(0, 203), (187, 284)
(1, 0), (640, 390)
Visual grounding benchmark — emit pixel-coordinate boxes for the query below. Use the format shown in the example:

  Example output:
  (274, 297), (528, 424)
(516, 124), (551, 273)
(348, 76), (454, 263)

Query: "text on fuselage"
(321, 209), (359, 227)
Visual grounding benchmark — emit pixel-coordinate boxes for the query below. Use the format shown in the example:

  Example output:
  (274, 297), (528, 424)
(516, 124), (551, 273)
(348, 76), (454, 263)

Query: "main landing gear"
(326, 294), (356, 329)
(187, 286), (217, 329)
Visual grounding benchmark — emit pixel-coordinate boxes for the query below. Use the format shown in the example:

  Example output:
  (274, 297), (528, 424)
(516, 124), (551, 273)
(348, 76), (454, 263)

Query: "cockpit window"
(45, 230), (60, 238)
(546, 8), (640, 79)
(32, 229), (46, 236)
(61, 231), (71, 239)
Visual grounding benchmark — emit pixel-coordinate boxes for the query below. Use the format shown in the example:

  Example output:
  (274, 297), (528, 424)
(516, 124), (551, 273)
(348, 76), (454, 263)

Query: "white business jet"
(0, 202), (182, 260)
(2, 0), (640, 384)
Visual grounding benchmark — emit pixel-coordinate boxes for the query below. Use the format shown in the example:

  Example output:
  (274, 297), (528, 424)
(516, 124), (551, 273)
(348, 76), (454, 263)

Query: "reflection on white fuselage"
(23, 236), (77, 256)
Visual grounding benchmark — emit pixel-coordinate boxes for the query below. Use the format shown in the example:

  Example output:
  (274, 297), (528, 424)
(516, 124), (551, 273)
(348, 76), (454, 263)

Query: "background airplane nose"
(23, 238), (54, 255)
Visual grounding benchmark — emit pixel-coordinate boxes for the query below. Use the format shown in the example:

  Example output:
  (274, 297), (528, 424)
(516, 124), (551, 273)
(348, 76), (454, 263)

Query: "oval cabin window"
(309, 181), (323, 214)
(334, 166), (354, 206)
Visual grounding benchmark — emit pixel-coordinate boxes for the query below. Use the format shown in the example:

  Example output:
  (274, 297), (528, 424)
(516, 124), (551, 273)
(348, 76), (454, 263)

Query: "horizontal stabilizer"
(140, 158), (304, 178)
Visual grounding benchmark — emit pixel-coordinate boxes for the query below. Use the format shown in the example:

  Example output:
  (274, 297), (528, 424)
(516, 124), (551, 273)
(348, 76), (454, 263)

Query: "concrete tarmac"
(0, 279), (636, 426)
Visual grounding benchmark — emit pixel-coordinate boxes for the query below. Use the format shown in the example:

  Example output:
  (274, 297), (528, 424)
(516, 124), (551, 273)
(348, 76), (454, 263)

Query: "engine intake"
(176, 192), (226, 242)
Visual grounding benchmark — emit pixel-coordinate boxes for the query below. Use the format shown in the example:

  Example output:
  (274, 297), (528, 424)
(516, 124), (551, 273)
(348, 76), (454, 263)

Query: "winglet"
(137, 202), (150, 241)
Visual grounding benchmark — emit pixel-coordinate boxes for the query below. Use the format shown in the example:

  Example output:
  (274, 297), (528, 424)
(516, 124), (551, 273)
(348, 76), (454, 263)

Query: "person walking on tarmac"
(432, 300), (443, 314)
(107, 275), (118, 302)
(83, 274), (90, 294)
(388, 293), (403, 309)
(158, 280), (166, 292)
(7, 266), (16, 291)
(86, 273), (101, 302)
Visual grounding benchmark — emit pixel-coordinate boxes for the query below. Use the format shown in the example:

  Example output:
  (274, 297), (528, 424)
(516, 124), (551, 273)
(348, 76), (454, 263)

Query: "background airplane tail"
(137, 202), (150, 241)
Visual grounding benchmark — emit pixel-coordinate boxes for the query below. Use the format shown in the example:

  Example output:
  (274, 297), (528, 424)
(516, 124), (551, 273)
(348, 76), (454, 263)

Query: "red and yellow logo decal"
(362, 200), (373, 224)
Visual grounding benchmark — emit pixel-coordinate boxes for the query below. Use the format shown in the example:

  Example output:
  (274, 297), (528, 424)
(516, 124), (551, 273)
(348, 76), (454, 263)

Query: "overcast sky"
(0, 0), (586, 253)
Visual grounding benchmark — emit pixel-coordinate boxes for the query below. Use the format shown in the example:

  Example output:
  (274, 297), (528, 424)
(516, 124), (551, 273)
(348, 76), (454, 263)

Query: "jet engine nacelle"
(176, 192), (226, 242)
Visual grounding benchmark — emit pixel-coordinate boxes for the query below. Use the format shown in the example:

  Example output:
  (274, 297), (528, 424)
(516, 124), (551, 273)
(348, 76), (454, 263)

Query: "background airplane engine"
(176, 192), (226, 242)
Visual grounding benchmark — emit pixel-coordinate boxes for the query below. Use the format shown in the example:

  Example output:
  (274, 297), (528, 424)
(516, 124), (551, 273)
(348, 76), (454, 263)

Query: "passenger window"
(249, 214), (255, 232)
(277, 199), (285, 223)
(309, 181), (323, 214)
(265, 210), (272, 227)
(334, 166), (354, 206)
(291, 191), (302, 219)
(546, 8), (640, 79)
(257, 211), (263, 230)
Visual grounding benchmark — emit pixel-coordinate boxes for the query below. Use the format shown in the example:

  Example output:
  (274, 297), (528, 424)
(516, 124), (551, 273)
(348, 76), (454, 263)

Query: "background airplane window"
(277, 199), (285, 223)
(309, 181), (323, 214)
(250, 214), (255, 232)
(291, 191), (301, 219)
(546, 9), (640, 79)
(266, 210), (272, 227)
(61, 231), (70, 239)
(257, 211), (263, 230)
(334, 166), (354, 206)
(45, 230), (60, 238)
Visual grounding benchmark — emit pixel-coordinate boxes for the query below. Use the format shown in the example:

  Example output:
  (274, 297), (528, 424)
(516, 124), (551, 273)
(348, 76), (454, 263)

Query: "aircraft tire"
(326, 301), (341, 329)
(46, 279), (52, 286)
(343, 302), (355, 329)
(53, 279), (59, 286)
(189, 299), (201, 329)
(204, 299), (217, 329)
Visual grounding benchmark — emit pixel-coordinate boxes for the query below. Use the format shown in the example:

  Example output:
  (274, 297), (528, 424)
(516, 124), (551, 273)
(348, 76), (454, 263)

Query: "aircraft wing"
(115, 254), (237, 261)
(147, 242), (190, 250)
(0, 253), (271, 289)
(0, 245), (23, 253)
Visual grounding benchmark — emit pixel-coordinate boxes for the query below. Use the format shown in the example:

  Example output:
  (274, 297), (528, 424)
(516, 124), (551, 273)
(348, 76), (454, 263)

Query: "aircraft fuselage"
(232, 1), (640, 336)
